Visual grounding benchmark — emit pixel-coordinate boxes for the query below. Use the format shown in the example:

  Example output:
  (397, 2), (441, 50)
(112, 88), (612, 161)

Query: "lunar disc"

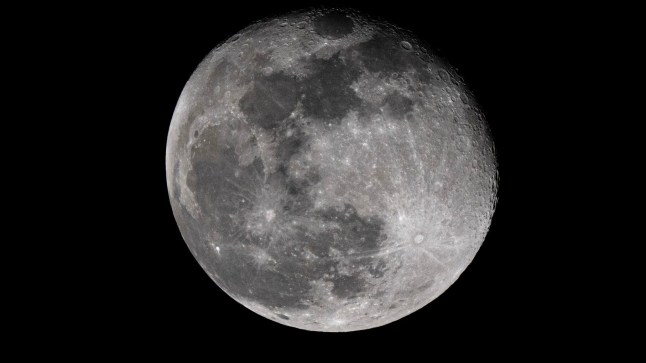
(166, 8), (498, 332)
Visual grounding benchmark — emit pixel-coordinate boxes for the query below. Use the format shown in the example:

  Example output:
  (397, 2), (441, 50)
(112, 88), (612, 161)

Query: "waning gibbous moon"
(166, 8), (498, 332)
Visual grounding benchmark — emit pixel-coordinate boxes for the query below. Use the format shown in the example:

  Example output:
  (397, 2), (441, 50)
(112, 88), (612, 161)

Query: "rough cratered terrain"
(166, 9), (498, 332)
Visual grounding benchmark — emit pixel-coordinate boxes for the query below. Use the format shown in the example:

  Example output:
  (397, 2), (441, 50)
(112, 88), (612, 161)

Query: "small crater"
(230, 34), (240, 43)
(280, 21), (288, 27)
(193, 130), (199, 138)
(400, 41), (412, 50)
(265, 209), (276, 222)
(456, 136), (469, 152)
(296, 21), (307, 29)
(419, 52), (431, 63)
(438, 69), (450, 82)
(414, 234), (424, 244)
(276, 314), (290, 320)
(472, 159), (480, 170)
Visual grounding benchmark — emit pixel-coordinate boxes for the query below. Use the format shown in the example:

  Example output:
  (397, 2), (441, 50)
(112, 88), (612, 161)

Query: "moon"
(166, 8), (498, 332)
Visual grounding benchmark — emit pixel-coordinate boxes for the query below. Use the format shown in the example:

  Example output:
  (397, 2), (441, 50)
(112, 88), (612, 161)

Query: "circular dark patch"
(313, 11), (354, 39)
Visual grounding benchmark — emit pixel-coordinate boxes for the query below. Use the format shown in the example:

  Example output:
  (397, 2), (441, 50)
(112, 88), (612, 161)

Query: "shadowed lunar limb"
(166, 8), (498, 332)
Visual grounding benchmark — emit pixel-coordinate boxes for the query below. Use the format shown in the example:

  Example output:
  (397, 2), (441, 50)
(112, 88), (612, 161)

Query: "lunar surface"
(166, 8), (498, 332)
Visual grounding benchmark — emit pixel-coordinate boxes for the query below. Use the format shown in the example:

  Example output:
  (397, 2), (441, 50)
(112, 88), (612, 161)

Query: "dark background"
(56, 0), (601, 354)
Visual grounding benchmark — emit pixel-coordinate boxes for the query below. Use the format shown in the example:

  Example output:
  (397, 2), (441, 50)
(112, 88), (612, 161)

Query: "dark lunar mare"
(239, 71), (301, 130)
(179, 55), (390, 309)
(183, 129), (390, 308)
(240, 51), (363, 127)
(313, 11), (355, 40)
